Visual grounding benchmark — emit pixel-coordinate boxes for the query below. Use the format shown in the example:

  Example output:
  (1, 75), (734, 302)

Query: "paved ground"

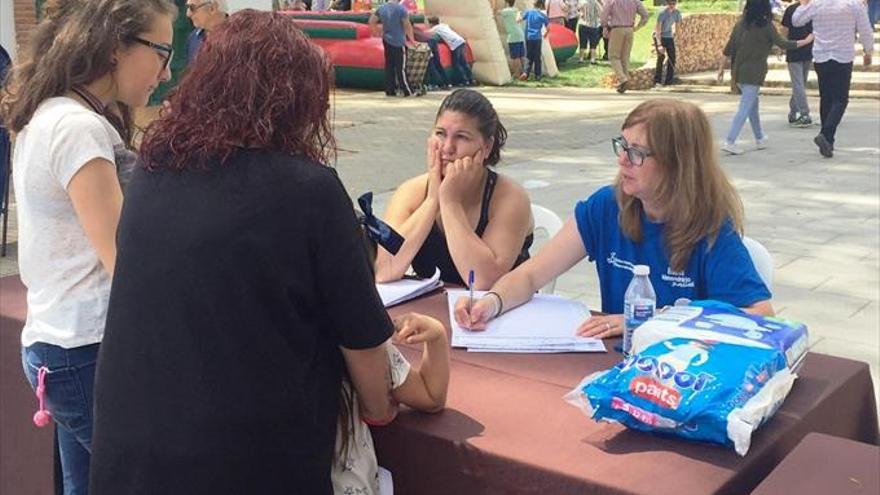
(2, 86), (878, 406)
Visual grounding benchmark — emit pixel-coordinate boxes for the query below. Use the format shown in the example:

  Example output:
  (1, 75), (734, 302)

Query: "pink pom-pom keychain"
(33, 366), (52, 427)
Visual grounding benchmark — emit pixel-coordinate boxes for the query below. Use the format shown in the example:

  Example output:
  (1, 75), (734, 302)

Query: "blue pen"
(467, 269), (475, 314)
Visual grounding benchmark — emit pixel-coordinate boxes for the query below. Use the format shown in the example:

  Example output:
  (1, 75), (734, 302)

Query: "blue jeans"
(426, 38), (450, 87)
(524, 39), (543, 78)
(451, 44), (475, 85)
(22, 342), (100, 495)
(787, 60), (811, 118)
(726, 83), (765, 143)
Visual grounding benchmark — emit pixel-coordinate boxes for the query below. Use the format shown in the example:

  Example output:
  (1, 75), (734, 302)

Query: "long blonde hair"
(0, 0), (176, 135)
(615, 99), (744, 272)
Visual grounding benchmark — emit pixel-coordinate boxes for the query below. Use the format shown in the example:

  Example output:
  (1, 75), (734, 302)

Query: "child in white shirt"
(333, 313), (450, 495)
(427, 16), (478, 86)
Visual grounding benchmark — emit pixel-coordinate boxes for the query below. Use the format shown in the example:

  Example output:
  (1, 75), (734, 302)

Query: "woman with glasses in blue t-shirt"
(454, 99), (773, 338)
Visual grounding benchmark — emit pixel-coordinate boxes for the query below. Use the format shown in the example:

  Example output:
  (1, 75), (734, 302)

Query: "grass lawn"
(509, 0), (738, 89)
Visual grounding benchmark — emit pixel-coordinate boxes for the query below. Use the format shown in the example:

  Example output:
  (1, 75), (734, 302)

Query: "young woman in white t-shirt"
(0, 0), (175, 491)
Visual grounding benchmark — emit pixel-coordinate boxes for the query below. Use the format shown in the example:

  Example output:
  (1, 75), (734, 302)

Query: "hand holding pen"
(454, 288), (503, 331)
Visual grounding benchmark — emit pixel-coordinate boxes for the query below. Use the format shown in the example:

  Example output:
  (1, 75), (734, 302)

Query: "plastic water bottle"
(623, 265), (656, 356)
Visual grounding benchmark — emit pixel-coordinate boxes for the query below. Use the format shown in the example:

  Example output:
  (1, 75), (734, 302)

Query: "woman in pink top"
(546, 0), (567, 24)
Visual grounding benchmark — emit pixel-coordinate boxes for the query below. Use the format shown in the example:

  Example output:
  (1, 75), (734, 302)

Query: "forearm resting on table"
(485, 263), (546, 316)
(484, 218), (585, 316)
(341, 344), (396, 422)
(742, 299), (774, 317)
(394, 339), (449, 412)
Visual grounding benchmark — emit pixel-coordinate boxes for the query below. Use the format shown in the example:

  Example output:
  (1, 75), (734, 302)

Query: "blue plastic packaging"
(632, 304), (809, 370)
(565, 337), (797, 455)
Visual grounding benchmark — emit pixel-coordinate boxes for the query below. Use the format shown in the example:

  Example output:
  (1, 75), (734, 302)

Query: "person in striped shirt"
(578, 0), (604, 64)
(601, 0), (649, 93)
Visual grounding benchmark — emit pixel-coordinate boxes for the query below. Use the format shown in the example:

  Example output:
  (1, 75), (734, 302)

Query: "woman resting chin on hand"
(374, 89), (534, 291)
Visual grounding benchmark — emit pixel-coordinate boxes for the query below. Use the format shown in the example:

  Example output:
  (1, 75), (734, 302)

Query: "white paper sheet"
(447, 290), (606, 353)
(376, 268), (443, 308)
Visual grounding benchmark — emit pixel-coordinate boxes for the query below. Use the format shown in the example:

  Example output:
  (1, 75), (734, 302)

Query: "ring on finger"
(605, 322), (611, 331)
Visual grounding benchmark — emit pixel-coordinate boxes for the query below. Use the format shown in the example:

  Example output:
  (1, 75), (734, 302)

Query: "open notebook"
(376, 268), (443, 308)
(447, 289), (606, 353)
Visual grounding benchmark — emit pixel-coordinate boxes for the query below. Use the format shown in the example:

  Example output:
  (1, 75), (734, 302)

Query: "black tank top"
(411, 170), (533, 285)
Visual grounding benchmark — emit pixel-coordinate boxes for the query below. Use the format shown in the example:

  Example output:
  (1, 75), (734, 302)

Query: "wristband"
(362, 400), (399, 426)
(484, 291), (504, 319)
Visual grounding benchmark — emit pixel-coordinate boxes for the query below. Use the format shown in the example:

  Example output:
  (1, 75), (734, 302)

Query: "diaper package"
(565, 337), (797, 455)
(631, 304), (809, 371)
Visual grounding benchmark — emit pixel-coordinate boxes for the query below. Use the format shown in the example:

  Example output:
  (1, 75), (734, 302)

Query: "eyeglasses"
(612, 136), (654, 167)
(133, 37), (173, 72)
(186, 1), (212, 12)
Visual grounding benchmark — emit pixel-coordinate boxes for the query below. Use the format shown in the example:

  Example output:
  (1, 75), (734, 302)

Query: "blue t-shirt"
(186, 29), (205, 65)
(376, 2), (408, 47)
(657, 9), (682, 38)
(522, 9), (549, 41)
(0, 44), (11, 83)
(574, 186), (770, 314)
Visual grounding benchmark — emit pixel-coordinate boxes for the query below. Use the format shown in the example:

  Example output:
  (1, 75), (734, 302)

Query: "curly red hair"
(141, 10), (336, 170)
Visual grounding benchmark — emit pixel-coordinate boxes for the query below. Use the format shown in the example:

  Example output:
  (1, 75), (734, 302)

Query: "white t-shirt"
(432, 24), (466, 51)
(333, 343), (411, 495)
(13, 97), (128, 348)
(311, 0), (332, 10)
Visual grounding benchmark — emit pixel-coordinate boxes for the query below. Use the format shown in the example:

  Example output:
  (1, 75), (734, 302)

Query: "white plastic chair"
(530, 204), (564, 294)
(742, 236), (773, 291)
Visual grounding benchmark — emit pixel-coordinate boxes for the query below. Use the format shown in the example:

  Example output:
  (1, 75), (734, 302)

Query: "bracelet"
(485, 291), (504, 318)
(362, 400), (399, 426)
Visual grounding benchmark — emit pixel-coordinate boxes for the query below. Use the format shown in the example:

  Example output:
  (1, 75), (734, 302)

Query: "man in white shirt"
(792, 0), (874, 158)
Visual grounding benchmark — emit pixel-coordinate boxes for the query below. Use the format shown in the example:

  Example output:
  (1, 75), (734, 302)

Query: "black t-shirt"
(781, 3), (812, 62)
(90, 150), (393, 494)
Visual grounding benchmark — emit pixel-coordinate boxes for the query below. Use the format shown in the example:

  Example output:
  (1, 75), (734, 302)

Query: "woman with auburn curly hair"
(1, 0), (174, 492)
(455, 100), (773, 338)
(90, 10), (403, 494)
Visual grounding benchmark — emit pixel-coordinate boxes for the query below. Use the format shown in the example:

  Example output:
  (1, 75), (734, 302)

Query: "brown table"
(750, 432), (879, 495)
(2, 276), (878, 495)
(376, 289), (880, 495)
(1, 275), (56, 495)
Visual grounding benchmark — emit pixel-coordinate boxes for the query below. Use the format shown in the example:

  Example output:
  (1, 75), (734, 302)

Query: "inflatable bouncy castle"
(283, 1), (578, 89)
(425, 0), (576, 81)
(424, 0), (513, 84)
(282, 11), (474, 90)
